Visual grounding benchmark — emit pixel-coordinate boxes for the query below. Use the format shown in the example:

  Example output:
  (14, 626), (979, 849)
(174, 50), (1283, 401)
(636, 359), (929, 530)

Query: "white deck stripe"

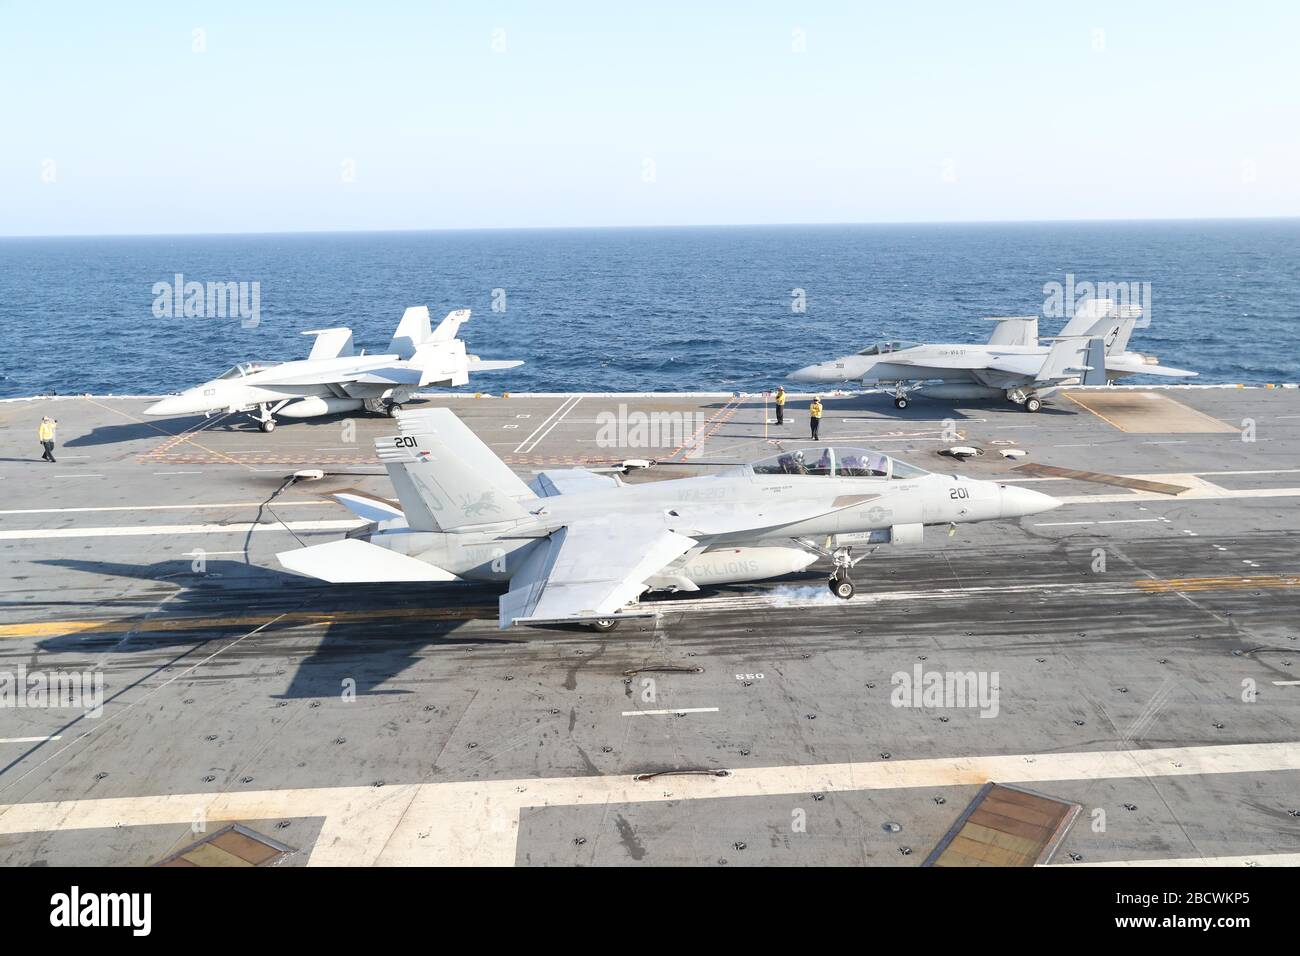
(621, 707), (719, 716)
(1052, 852), (1300, 867)
(0, 501), (332, 516)
(0, 736), (62, 744)
(1034, 519), (1165, 527)
(0, 520), (362, 541)
(1, 741), (1296, 866)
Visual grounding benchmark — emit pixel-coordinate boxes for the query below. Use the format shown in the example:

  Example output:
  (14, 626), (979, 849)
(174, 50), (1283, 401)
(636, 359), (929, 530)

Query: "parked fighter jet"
(144, 307), (522, 431)
(276, 408), (1061, 631)
(788, 300), (1195, 412)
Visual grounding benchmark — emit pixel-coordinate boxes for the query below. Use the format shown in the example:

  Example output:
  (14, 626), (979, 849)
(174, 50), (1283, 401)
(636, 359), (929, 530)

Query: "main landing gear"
(891, 384), (913, 410)
(590, 618), (621, 633)
(1007, 388), (1044, 413)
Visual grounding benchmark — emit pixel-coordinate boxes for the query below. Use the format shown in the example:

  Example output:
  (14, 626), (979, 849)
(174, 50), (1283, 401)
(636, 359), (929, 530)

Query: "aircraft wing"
(500, 520), (696, 628)
(350, 366), (424, 385)
(528, 469), (622, 497)
(983, 353), (1051, 378)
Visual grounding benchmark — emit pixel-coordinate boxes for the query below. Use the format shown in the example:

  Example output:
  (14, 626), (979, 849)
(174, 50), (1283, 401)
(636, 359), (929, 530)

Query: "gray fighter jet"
(788, 300), (1195, 412)
(144, 306), (522, 431)
(276, 408), (1061, 630)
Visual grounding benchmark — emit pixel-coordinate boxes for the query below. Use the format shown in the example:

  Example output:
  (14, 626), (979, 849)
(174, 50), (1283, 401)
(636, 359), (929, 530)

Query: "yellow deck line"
(0, 605), (493, 639)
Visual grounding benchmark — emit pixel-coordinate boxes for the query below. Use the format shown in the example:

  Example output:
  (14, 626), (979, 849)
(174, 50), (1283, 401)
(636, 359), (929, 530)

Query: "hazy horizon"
(3, 2), (1298, 237)
(4, 214), (1300, 242)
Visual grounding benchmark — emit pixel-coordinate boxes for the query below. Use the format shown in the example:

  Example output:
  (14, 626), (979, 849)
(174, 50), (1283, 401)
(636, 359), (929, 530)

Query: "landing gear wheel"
(259, 419), (276, 433)
(1024, 397), (1043, 413)
(894, 397), (909, 410)
(829, 576), (856, 600)
(386, 402), (404, 417)
(590, 618), (620, 633)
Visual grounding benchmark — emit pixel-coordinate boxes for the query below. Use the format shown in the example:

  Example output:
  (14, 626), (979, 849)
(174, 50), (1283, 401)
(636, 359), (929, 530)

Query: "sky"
(2, 1), (1297, 236)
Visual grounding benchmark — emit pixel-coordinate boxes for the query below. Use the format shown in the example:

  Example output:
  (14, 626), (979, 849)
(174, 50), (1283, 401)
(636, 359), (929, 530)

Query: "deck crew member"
(38, 416), (58, 463)
(809, 396), (823, 440)
(774, 385), (786, 425)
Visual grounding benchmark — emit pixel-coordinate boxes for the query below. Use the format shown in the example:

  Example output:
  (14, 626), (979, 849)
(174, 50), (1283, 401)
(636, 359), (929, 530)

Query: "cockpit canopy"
(750, 446), (929, 479)
(856, 341), (920, 356)
(216, 361), (281, 380)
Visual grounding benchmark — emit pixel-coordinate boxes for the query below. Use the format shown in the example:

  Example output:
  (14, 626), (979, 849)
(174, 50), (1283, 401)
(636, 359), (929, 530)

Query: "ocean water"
(1, 220), (1297, 399)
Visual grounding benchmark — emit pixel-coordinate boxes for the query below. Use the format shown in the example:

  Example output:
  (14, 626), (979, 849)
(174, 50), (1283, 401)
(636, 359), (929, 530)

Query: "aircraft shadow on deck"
(34, 557), (517, 699)
(33, 558), (834, 697)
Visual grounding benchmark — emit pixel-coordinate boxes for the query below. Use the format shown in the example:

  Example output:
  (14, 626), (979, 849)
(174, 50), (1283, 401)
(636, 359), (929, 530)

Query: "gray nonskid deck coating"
(0, 388), (1297, 866)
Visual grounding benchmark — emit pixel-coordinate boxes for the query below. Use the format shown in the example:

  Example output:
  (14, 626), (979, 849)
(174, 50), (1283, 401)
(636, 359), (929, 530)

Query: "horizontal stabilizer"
(277, 538), (458, 583)
(330, 489), (405, 523)
(1105, 356), (1198, 378)
(466, 358), (525, 373)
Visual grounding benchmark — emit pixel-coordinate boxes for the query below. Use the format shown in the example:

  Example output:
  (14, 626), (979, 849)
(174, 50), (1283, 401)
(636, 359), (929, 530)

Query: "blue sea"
(1, 220), (1297, 398)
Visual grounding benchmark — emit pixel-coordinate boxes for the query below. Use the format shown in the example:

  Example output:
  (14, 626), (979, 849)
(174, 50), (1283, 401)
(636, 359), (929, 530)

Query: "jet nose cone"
(788, 363), (831, 383)
(1000, 485), (1062, 518)
(144, 396), (185, 416)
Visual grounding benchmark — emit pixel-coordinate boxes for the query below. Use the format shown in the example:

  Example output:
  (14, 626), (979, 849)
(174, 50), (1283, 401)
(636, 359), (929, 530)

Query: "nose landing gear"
(829, 572), (856, 600)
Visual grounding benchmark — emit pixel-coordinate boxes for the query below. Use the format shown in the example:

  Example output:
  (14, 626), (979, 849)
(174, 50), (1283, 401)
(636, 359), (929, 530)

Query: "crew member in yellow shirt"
(38, 415), (58, 463)
(774, 385), (786, 425)
(809, 396), (823, 440)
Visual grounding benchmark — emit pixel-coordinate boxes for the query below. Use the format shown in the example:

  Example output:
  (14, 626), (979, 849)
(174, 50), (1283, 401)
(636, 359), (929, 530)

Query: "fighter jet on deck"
(276, 408), (1061, 631)
(144, 306), (522, 431)
(788, 300), (1196, 412)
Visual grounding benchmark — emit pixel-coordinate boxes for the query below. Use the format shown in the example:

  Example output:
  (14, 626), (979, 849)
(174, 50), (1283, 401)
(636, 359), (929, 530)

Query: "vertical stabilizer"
(375, 408), (536, 532)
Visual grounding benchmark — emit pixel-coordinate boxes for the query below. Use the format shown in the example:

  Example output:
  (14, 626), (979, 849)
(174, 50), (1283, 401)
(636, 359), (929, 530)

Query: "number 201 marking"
(393, 436), (417, 447)
(949, 487), (969, 499)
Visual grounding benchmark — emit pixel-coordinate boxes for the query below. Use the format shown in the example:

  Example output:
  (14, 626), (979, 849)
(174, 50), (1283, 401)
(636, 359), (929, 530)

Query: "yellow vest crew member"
(38, 416), (58, 463)
(809, 397), (823, 440)
(774, 386), (786, 425)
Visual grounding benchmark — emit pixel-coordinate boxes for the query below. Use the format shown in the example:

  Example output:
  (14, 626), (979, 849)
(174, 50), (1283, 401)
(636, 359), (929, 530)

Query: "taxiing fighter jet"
(788, 300), (1195, 412)
(144, 307), (522, 431)
(276, 408), (1061, 631)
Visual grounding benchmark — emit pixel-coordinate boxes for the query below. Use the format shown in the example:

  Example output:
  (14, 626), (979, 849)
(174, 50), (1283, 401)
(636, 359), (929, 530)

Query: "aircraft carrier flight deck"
(1, 386), (1298, 867)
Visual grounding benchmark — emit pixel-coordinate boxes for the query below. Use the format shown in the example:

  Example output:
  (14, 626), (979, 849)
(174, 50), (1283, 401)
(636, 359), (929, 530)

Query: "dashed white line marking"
(513, 397), (580, 454)
(621, 707), (719, 717)
(51, 474), (104, 479)
(1272, 681), (1300, 687)
(151, 471), (203, 476)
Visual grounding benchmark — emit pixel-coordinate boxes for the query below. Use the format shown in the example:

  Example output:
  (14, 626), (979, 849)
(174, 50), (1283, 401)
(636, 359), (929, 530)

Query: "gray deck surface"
(0, 387), (1297, 866)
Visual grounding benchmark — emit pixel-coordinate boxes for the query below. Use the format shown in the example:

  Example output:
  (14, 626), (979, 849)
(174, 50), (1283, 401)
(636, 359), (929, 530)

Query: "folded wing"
(500, 519), (696, 628)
